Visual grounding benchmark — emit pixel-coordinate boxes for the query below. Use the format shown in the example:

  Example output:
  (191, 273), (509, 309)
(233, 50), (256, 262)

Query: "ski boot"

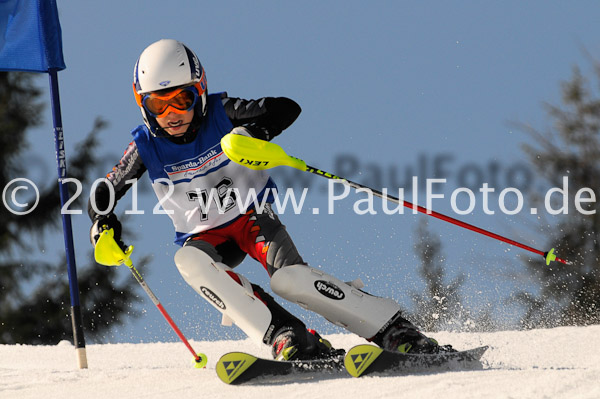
(271, 324), (344, 361)
(373, 314), (455, 354)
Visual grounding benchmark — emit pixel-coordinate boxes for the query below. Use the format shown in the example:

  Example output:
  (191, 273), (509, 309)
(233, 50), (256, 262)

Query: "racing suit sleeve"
(221, 94), (301, 141)
(87, 140), (147, 221)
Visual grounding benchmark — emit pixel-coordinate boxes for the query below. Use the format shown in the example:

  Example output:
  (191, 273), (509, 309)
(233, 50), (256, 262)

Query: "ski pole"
(124, 260), (208, 368)
(220, 134), (571, 266)
(94, 229), (208, 368)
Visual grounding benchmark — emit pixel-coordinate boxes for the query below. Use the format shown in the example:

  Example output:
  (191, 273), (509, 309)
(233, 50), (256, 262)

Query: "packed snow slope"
(1, 325), (599, 399)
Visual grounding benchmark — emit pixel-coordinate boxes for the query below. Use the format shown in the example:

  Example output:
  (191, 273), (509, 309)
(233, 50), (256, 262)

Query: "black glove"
(90, 213), (124, 249)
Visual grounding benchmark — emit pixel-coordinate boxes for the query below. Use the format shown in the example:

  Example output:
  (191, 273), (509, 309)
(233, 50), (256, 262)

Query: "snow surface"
(1, 325), (599, 399)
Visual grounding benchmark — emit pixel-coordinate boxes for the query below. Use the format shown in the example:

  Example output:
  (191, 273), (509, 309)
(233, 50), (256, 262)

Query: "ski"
(216, 351), (345, 385)
(344, 344), (488, 378)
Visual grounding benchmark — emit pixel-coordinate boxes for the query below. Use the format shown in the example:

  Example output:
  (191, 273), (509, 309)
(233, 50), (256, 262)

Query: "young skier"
(88, 39), (452, 361)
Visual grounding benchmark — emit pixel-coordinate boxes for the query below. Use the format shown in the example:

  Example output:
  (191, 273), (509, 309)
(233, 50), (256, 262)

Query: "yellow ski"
(216, 351), (345, 385)
(345, 344), (488, 378)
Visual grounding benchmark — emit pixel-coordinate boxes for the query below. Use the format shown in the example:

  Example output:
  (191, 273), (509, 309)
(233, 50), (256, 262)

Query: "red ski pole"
(95, 229), (208, 368)
(125, 259), (207, 367)
(221, 134), (571, 266)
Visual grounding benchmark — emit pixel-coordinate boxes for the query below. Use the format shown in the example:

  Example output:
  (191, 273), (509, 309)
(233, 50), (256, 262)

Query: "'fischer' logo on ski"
(222, 360), (246, 381)
(350, 351), (374, 374)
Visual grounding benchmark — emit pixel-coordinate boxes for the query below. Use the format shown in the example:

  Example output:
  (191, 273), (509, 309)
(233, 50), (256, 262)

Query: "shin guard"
(271, 265), (401, 338)
(174, 246), (272, 344)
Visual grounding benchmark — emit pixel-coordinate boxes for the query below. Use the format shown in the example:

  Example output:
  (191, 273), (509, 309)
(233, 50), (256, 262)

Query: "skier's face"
(156, 108), (195, 136)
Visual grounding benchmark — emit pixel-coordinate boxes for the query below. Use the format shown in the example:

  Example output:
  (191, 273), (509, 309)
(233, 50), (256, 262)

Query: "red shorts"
(188, 206), (303, 275)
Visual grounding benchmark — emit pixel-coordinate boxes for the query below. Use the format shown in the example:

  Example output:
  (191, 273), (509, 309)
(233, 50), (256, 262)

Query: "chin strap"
(151, 118), (202, 143)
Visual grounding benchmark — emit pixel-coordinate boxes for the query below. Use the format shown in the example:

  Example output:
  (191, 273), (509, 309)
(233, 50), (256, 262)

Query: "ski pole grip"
(94, 229), (134, 266)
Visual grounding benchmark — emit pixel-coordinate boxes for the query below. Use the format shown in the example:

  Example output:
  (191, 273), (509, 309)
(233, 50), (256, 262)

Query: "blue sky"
(21, 1), (600, 343)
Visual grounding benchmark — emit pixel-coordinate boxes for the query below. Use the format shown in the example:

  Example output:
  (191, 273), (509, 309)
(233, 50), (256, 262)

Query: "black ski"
(344, 344), (488, 377)
(216, 351), (345, 385)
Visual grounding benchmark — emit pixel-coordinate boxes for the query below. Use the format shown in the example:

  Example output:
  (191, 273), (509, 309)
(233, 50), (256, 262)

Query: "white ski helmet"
(133, 39), (207, 135)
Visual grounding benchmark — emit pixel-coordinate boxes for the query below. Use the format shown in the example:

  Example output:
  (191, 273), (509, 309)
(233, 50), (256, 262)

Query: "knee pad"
(174, 246), (272, 344)
(270, 265), (401, 339)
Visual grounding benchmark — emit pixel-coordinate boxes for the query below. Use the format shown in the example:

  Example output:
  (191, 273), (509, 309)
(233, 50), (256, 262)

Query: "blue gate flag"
(0, 0), (65, 72)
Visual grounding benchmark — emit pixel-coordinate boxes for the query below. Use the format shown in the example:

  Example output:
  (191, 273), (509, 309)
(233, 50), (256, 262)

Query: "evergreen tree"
(0, 72), (142, 344)
(410, 219), (466, 331)
(517, 63), (600, 327)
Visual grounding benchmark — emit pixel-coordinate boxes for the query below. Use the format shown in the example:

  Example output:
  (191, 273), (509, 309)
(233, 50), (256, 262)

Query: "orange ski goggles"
(133, 83), (203, 118)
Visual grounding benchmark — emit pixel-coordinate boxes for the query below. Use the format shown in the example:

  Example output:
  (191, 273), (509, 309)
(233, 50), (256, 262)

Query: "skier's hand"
(229, 126), (253, 137)
(90, 213), (125, 250)
(230, 125), (275, 142)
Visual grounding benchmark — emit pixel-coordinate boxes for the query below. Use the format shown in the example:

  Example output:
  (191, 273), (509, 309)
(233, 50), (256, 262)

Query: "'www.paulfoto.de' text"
(2, 176), (595, 216)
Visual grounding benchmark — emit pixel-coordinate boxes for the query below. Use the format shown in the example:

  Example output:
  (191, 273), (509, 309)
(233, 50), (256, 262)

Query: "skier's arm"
(88, 141), (146, 248)
(87, 140), (147, 222)
(222, 94), (301, 141)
